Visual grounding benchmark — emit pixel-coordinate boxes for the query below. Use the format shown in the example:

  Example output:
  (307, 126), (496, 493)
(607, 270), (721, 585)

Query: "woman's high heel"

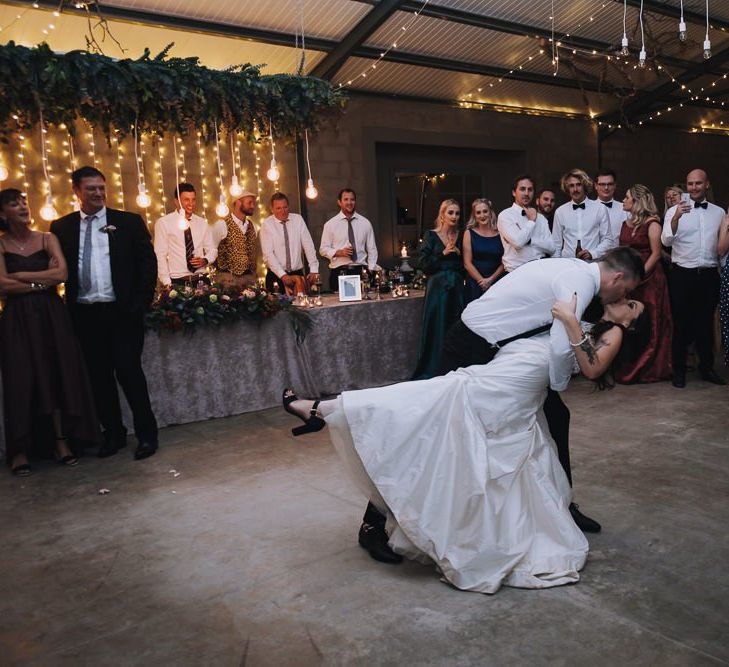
(54, 437), (79, 467)
(282, 388), (326, 436)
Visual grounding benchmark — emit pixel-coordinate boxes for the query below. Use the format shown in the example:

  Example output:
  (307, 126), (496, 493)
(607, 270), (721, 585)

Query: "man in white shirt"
(662, 168), (726, 387)
(594, 168), (627, 246)
(260, 192), (319, 294)
(154, 183), (215, 287)
(211, 189), (259, 289)
(497, 175), (555, 273)
(320, 188), (379, 291)
(552, 168), (614, 260)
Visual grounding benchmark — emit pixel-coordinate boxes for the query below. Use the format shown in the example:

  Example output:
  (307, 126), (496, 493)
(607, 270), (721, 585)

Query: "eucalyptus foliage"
(0, 42), (345, 141)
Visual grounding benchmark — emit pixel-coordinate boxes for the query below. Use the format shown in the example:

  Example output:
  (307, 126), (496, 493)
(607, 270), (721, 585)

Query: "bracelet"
(569, 334), (589, 348)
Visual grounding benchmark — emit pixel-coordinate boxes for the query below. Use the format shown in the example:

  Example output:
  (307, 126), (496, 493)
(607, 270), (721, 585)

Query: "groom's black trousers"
(363, 319), (572, 529)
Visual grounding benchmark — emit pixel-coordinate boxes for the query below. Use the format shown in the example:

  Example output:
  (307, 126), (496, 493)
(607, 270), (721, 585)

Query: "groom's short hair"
(600, 247), (645, 283)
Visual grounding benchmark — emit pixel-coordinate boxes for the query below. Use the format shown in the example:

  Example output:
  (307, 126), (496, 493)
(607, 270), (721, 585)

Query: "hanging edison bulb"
(229, 174), (243, 198)
(620, 35), (629, 56)
(638, 48), (647, 68)
(136, 183), (151, 208)
(40, 194), (58, 221)
(305, 178), (318, 200)
(703, 38), (712, 59)
(177, 210), (188, 230)
(266, 158), (280, 182)
(678, 20), (687, 42)
(215, 194), (229, 218)
(0, 163), (8, 182)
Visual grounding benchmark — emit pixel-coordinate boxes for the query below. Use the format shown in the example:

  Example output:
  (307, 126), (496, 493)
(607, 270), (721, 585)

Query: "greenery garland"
(0, 42), (346, 141)
(145, 282), (313, 343)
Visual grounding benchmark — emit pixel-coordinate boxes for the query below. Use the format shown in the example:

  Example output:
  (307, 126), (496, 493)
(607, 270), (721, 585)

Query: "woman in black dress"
(0, 188), (100, 475)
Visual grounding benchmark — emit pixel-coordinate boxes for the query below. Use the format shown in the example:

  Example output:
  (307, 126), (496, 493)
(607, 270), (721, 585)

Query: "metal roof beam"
(310, 0), (405, 80)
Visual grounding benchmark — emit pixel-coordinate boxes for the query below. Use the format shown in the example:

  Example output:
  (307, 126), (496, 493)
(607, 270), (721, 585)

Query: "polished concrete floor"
(1, 371), (728, 666)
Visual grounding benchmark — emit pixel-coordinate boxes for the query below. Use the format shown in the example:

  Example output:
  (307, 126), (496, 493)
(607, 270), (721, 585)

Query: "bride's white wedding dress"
(326, 334), (589, 594)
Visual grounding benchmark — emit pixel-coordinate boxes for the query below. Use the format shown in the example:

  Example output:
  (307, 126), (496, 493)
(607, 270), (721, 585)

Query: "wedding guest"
(0, 188), (100, 476)
(498, 175), (555, 273)
(552, 168), (613, 260)
(320, 189), (378, 292)
(594, 168), (627, 246)
(154, 183), (215, 287)
(51, 166), (159, 460)
(463, 198), (503, 304)
(718, 209), (729, 366)
(536, 188), (557, 230)
(664, 185), (683, 216)
(260, 192), (319, 295)
(411, 199), (464, 380)
(212, 189), (259, 289)
(662, 168), (725, 387)
(616, 184), (672, 383)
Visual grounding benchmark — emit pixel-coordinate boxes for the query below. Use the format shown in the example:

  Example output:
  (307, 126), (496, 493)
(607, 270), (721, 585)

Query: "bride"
(283, 296), (649, 594)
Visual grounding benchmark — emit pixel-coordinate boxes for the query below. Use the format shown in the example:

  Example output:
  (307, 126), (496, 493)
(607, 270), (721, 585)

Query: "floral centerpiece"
(145, 282), (312, 342)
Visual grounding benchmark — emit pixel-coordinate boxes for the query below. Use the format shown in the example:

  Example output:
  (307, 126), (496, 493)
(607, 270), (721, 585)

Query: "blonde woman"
(412, 199), (465, 379)
(463, 198), (504, 304)
(617, 183), (672, 382)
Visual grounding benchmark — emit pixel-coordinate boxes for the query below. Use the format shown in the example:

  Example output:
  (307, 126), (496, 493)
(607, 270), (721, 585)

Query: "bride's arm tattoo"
(579, 337), (607, 365)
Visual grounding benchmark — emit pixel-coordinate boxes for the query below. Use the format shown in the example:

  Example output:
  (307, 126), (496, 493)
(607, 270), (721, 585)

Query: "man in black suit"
(51, 166), (159, 460)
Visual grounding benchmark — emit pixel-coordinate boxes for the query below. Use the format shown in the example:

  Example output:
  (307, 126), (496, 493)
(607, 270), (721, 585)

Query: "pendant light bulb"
(136, 183), (151, 208)
(40, 194), (57, 221)
(638, 48), (647, 68)
(620, 35), (629, 56)
(703, 38), (712, 59)
(678, 20), (687, 42)
(305, 178), (318, 200)
(177, 210), (188, 230)
(266, 158), (280, 182)
(229, 174), (243, 198)
(215, 195), (229, 218)
(0, 163), (8, 182)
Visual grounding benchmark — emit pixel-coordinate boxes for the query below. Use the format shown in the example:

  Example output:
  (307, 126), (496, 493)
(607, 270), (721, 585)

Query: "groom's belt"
(490, 323), (552, 350)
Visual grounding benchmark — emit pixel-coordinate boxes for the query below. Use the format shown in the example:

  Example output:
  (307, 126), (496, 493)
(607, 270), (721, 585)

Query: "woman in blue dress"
(411, 199), (464, 380)
(463, 198), (504, 304)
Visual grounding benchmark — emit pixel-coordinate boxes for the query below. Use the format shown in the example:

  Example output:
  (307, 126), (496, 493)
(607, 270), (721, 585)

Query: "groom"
(359, 246), (645, 564)
(51, 166), (159, 461)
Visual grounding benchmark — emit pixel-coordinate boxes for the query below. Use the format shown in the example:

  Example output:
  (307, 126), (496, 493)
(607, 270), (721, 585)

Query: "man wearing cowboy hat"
(212, 189), (260, 288)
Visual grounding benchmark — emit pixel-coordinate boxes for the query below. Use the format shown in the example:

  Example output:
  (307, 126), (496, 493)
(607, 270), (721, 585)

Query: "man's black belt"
(492, 323), (552, 350)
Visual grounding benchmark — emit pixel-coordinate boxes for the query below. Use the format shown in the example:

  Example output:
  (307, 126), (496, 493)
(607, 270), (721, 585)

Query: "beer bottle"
(575, 239), (583, 258)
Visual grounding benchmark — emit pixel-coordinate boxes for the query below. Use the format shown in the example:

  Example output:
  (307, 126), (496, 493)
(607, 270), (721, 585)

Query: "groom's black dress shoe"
(672, 370), (686, 388)
(134, 441), (158, 461)
(700, 370), (727, 385)
(569, 503), (601, 533)
(358, 522), (403, 564)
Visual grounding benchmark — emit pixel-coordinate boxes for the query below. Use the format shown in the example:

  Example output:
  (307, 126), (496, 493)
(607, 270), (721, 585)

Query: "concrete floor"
(1, 371), (728, 666)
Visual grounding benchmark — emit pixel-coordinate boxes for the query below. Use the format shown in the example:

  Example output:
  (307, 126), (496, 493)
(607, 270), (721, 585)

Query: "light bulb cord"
(622, 0), (627, 38)
(38, 107), (52, 198)
(173, 135), (181, 202)
(639, 0), (645, 50)
(230, 133), (238, 182)
(133, 120), (145, 189)
(269, 117), (276, 162)
(706, 0), (710, 40)
(304, 130), (313, 180)
(213, 119), (225, 197)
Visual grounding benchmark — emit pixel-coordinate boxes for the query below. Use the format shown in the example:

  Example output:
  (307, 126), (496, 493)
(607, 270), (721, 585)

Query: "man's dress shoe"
(98, 440), (126, 458)
(358, 522), (403, 564)
(134, 441), (158, 460)
(700, 370), (727, 385)
(569, 503), (601, 533)
(672, 370), (686, 388)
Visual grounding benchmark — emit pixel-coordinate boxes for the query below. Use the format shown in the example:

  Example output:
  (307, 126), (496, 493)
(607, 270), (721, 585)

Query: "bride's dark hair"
(588, 307), (651, 390)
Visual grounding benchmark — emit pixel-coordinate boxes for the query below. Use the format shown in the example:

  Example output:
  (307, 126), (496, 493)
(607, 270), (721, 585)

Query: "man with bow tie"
(662, 168), (726, 388)
(497, 175), (555, 273)
(552, 168), (614, 261)
(593, 168), (627, 246)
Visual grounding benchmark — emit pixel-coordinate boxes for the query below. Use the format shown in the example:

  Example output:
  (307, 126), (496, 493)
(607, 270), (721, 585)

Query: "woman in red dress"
(616, 184), (672, 383)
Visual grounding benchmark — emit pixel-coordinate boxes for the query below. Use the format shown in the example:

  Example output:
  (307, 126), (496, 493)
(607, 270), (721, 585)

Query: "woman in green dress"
(412, 199), (465, 380)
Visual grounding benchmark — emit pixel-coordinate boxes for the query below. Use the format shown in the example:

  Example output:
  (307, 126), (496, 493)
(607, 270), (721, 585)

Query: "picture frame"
(338, 274), (362, 302)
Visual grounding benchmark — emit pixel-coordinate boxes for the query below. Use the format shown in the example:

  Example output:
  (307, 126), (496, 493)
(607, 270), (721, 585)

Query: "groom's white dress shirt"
(461, 258), (600, 391)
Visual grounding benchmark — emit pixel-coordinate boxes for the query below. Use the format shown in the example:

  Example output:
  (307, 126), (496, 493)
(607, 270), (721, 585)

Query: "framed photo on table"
(338, 275), (362, 301)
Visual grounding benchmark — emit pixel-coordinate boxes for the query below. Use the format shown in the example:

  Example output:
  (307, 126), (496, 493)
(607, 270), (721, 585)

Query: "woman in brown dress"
(616, 184), (672, 383)
(0, 188), (100, 475)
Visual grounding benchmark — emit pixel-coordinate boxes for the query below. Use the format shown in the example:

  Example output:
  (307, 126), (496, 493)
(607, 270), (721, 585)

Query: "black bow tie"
(602, 201), (613, 208)
(572, 203), (585, 210)
(521, 209), (527, 217)
(694, 201), (708, 209)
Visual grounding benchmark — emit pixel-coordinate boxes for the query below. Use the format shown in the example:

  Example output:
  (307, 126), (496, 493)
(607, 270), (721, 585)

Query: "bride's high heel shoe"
(282, 388), (326, 436)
